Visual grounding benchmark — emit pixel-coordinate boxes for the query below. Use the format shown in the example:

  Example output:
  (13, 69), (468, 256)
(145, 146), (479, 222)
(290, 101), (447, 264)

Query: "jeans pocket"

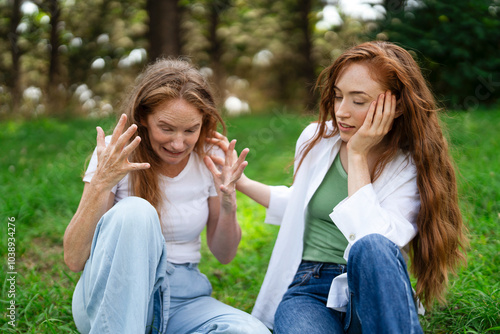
(168, 264), (213, 299)
(190, 267), (213, 296)
(288, 269), (313, 289)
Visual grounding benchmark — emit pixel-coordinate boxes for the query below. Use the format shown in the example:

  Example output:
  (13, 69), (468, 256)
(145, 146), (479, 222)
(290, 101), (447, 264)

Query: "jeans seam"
(397, 259), (421, 333)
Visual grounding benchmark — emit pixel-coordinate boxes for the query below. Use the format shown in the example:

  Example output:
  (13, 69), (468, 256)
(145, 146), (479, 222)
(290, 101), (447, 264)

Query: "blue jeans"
(274, 234), (423, 334)
(72, 196), (269, 334)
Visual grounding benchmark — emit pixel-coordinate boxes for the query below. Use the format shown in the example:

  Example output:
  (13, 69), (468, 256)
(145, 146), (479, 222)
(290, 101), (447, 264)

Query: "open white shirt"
(251, 121), (421, 329)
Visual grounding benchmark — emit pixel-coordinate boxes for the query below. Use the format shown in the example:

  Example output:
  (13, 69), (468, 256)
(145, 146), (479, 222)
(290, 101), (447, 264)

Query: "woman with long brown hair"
(212, 41), (467, 333)
(63, 59), (270, 333)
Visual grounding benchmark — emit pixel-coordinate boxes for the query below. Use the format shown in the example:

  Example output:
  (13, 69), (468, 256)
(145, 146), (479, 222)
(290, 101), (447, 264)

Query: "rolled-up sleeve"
(264, 185), (292, 225)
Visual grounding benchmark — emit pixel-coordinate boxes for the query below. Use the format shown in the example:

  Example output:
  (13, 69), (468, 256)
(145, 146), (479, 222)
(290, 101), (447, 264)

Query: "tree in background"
(4, 0), (23, 111)
(181, 0), (341, 112)
(368, 0), (500, 109)
(8, 0), (499, 117)
(0, 0), (364, 117)
(206, 0), (231, 100)
(0, 0), (150, 116)
(147, 0), (183, 61)
(32, 0), (62, 109)
(257, 0), (322, 112)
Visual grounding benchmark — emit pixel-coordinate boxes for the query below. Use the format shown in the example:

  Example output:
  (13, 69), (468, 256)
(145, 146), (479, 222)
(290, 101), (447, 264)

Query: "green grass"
(0, 109), (499, 333)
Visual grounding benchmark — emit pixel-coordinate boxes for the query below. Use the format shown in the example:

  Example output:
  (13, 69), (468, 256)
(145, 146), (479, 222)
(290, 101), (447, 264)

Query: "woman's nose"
(335, 100), (350, 118)
(170, 133), (184, 150)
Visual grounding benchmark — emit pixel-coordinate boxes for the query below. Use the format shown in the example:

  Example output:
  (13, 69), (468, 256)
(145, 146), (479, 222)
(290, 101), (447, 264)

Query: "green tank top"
(302, 154), (349, 264)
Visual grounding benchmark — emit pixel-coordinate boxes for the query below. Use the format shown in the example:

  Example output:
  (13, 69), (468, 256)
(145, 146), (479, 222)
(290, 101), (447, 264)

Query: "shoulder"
(296, 120), (338, 156)
(297, 121), (335, 144)
(298, 122), (320, 142)
(190, 148), (219, 178)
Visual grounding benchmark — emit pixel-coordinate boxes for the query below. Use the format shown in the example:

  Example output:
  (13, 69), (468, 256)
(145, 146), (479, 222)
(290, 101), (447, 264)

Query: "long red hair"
(298, 41), (467, 308)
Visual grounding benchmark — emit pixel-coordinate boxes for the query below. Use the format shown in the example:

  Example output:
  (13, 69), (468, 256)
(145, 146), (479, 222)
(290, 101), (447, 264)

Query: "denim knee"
(100, 196), (161, 239)
(110, 196), (157, 218)
(348, 233), (397, 265)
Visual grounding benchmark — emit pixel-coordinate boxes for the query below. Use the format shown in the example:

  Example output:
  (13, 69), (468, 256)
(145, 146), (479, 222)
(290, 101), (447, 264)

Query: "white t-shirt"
(83, 136), (219, 264)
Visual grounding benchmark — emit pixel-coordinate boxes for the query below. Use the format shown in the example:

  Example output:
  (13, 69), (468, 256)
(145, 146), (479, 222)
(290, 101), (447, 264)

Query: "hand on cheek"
(348, 91), (396, 156)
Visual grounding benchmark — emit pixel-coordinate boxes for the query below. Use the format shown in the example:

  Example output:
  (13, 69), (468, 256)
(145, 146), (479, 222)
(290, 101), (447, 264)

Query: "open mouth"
(163, 147), (184, 156)
(338, 122), (354, 130)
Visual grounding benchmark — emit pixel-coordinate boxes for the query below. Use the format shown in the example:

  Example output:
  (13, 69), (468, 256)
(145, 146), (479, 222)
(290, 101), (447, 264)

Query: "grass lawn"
(0, 108), (499, 333)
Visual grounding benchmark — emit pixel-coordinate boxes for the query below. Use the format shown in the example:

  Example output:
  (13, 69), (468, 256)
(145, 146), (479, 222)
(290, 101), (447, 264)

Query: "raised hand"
(204, 133), (249, 209)
(93, 114), (150, 191)
(347, 90), (397, 157)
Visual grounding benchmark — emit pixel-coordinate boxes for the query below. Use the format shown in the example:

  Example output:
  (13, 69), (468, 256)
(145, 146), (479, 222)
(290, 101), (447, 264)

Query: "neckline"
(160, 153), (195, 180)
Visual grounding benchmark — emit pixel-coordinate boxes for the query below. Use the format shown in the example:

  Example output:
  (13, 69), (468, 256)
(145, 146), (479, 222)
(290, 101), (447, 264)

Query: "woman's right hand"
(347, 91), (396, 157)
(92, 114), (150, 191)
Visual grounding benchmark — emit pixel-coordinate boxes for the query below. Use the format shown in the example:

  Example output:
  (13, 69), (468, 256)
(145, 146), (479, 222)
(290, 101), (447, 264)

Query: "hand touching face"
(334, 63), (397, 155)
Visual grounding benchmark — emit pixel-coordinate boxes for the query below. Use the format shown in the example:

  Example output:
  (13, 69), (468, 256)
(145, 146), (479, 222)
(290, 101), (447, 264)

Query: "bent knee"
(114, 196), (156, 214)
(102, 196), (160, 234)
(349, 234), (396, 264)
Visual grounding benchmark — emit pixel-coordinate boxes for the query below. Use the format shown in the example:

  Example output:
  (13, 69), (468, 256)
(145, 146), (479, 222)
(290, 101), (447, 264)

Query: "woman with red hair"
(64, 59), (270, 333)
(212, 41), (467, 333)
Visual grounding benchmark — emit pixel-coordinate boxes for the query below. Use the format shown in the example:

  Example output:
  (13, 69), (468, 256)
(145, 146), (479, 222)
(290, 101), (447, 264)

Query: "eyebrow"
(333, 86), (373, 99)
(158, 121), (201, 130)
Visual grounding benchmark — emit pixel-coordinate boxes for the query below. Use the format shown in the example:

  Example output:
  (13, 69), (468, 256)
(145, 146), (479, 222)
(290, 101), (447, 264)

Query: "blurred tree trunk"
(8, 0), (22, 112)
(34, 0), (64, 111)
(47, 0), (61, 92)
(207, 0), (231, 102)
(47, 0), (64, 110)
(298, 0), (317, 112)
(147, 0), (182, 61)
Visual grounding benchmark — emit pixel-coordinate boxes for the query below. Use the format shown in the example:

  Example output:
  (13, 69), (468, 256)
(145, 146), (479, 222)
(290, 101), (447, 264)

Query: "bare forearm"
(236, 174), (271, 208)
(63, 183), (113, 272)
(347, 153), (371, 197)
(208, 204), (242, 264)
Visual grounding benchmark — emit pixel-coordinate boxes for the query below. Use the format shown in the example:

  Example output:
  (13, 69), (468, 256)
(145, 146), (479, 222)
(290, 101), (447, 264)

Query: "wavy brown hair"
(118, 59), (225, 215)
(297, 41), (467, 308)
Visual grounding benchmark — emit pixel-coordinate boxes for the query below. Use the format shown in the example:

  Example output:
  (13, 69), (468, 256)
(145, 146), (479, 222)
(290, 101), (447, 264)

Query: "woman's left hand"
(203, 133), (249, 208)
(347, 90), (397, 156)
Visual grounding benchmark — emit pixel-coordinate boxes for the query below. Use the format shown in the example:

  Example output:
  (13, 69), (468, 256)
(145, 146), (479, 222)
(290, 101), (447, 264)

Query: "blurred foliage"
(367, 0), (500, 109)
(0, 0), (366, 118)
(1, 0), (499, 118)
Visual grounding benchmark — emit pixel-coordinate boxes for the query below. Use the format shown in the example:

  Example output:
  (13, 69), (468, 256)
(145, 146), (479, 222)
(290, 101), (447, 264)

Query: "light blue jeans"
(72, 196), (270, 334)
